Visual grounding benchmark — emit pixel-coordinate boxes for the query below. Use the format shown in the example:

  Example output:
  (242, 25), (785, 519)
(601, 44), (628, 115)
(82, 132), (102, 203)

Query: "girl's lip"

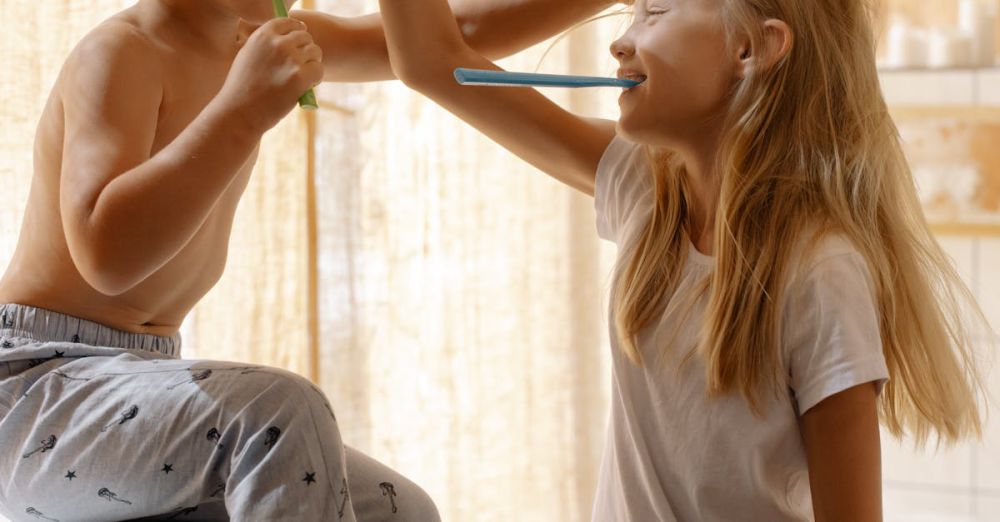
(622, 80), (643, 92)
(616, 68), (648, 82)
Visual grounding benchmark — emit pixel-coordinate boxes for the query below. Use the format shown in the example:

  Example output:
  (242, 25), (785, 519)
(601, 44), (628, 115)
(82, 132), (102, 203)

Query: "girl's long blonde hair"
(612, 0), (991, 446)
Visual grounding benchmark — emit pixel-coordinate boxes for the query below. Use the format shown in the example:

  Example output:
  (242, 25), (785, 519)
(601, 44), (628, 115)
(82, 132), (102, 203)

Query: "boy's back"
(0, 2), (319, 337)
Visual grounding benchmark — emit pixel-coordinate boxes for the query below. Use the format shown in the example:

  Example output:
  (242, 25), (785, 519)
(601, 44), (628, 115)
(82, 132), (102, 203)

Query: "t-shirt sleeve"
(594, 134), (651, 244)
(783, 249), (890, 415)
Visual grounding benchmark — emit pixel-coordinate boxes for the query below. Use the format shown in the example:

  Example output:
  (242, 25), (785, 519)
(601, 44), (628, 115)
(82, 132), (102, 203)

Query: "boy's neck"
(149, 0), (245, 59)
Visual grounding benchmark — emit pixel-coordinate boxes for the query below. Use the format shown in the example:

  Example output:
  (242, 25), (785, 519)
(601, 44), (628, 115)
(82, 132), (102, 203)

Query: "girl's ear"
(735, 39), (752, 80)
(762, 19), (793, 65)
(736, 19), (793, 80)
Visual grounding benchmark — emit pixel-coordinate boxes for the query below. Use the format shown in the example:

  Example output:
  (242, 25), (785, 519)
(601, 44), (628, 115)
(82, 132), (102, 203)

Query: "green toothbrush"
(272, 0), (319, 110)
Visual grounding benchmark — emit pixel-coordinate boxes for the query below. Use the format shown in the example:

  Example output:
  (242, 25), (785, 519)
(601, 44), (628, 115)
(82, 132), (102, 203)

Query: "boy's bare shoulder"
(60, 16), (164, 92)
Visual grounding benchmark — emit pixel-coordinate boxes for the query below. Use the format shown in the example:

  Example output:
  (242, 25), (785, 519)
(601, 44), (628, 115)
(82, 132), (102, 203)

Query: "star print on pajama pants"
(0, 304), (440, 522)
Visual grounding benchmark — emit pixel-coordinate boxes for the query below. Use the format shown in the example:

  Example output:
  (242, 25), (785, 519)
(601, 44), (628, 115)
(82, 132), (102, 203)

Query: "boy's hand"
(218, 17), (323, 132)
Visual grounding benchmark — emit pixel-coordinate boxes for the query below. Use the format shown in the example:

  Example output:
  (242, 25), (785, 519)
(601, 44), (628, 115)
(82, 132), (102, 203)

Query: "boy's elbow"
(65, 227), (139, 297)
(61, 191), (144, 296)
(86, 276), (134, 298)
(73, 249), (138, 297)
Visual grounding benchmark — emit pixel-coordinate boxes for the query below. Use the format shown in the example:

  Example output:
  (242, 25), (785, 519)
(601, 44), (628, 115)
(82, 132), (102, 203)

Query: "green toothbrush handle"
(272, 0), (319, 110)
(297, 90), (319, 110)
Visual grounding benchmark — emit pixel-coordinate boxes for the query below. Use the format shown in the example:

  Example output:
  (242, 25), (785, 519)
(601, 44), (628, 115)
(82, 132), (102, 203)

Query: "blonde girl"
(376, 0), (992, 520)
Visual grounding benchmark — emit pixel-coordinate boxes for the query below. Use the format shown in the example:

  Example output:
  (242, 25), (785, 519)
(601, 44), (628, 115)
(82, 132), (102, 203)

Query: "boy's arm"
(294, 0), (623, 82)
(60, 20), (320, 296)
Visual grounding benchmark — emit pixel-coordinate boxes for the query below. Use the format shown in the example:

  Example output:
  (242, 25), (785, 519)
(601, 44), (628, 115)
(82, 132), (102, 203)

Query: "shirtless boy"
(0, 0), (622, 520)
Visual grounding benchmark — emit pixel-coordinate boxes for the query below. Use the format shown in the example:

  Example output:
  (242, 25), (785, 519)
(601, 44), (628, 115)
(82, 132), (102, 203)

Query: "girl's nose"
(610, 36), (635, 61)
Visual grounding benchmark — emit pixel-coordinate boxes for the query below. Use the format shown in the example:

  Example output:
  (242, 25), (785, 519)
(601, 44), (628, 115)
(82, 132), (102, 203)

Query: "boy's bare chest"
(154, 64), (258, 213)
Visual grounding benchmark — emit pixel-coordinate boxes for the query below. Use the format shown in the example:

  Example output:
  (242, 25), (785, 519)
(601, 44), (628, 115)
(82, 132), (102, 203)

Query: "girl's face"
(612, 0), (742, 149)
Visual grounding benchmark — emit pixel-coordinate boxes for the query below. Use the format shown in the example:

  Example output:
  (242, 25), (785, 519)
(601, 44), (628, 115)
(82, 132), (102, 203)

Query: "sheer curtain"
(308, 1), (624, 519)
(0, 0), (625, 520)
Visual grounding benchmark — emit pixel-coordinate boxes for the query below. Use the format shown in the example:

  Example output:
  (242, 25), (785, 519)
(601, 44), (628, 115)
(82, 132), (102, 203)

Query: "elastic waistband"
(0, 303), (181, 357)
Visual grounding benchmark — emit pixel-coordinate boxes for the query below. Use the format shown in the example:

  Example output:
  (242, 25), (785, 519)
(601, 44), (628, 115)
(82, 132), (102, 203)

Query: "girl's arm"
(801, 382), (883, 522)
(374, 0), (617, 197)
(296, 0), (622, 83)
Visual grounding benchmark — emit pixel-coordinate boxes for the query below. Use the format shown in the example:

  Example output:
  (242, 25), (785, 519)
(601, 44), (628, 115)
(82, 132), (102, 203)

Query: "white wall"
(882, 236), (1000, 522)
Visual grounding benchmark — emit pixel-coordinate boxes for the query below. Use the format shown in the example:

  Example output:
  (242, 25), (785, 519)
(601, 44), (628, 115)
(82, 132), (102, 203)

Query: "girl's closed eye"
(643, 0), (670, 17)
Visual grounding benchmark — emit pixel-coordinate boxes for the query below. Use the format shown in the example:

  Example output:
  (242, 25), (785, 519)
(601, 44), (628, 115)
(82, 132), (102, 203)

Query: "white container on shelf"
(885, 22), (929, 68)
(928, 29), (976, 68)
(958, 0), (997, 66)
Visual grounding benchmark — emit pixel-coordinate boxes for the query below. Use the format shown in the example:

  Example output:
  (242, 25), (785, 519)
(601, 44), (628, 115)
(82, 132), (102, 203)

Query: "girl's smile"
(610, 0), (738, 149)
(617, 69), (647, 103)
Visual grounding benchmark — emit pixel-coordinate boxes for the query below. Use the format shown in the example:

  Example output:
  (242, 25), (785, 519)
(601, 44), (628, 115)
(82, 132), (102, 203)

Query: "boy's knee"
(232, 367), (338, 427)
(246, 367), (323, 404)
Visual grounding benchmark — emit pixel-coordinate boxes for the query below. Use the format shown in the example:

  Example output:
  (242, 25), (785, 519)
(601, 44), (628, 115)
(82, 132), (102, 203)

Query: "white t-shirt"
(591, 135), (890, 522)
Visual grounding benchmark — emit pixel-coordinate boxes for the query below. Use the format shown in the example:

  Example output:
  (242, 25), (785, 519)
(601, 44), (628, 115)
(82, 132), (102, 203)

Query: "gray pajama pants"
(0, 304), (440, 522)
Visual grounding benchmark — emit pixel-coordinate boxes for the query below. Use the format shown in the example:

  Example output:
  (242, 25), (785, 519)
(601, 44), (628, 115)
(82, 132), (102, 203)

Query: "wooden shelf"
(879, 67), (1000, 107)
(878, 66), (1000, 73)
(879, 68), (1000, 107)
(889, 106), (1000, 119)
(929, 223), (1000, 237)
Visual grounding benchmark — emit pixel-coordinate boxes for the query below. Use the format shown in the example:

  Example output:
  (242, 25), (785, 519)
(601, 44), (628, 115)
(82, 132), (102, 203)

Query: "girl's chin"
(618, 84), (640, 104)
(615, 117), (676, 149)
(614, 118), (646, 144)
(616, 103), (651, 139)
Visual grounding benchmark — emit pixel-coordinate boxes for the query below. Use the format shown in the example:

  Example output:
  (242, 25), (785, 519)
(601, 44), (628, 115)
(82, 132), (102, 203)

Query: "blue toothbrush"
(454, 68), (642, 89)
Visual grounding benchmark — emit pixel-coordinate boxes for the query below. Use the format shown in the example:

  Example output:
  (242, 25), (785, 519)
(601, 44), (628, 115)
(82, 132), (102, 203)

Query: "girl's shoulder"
(786, 228), (871, 292)
(594, 135), (653, 243)
(800, 232), (860, 268)
(597, 134), (647, 182)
